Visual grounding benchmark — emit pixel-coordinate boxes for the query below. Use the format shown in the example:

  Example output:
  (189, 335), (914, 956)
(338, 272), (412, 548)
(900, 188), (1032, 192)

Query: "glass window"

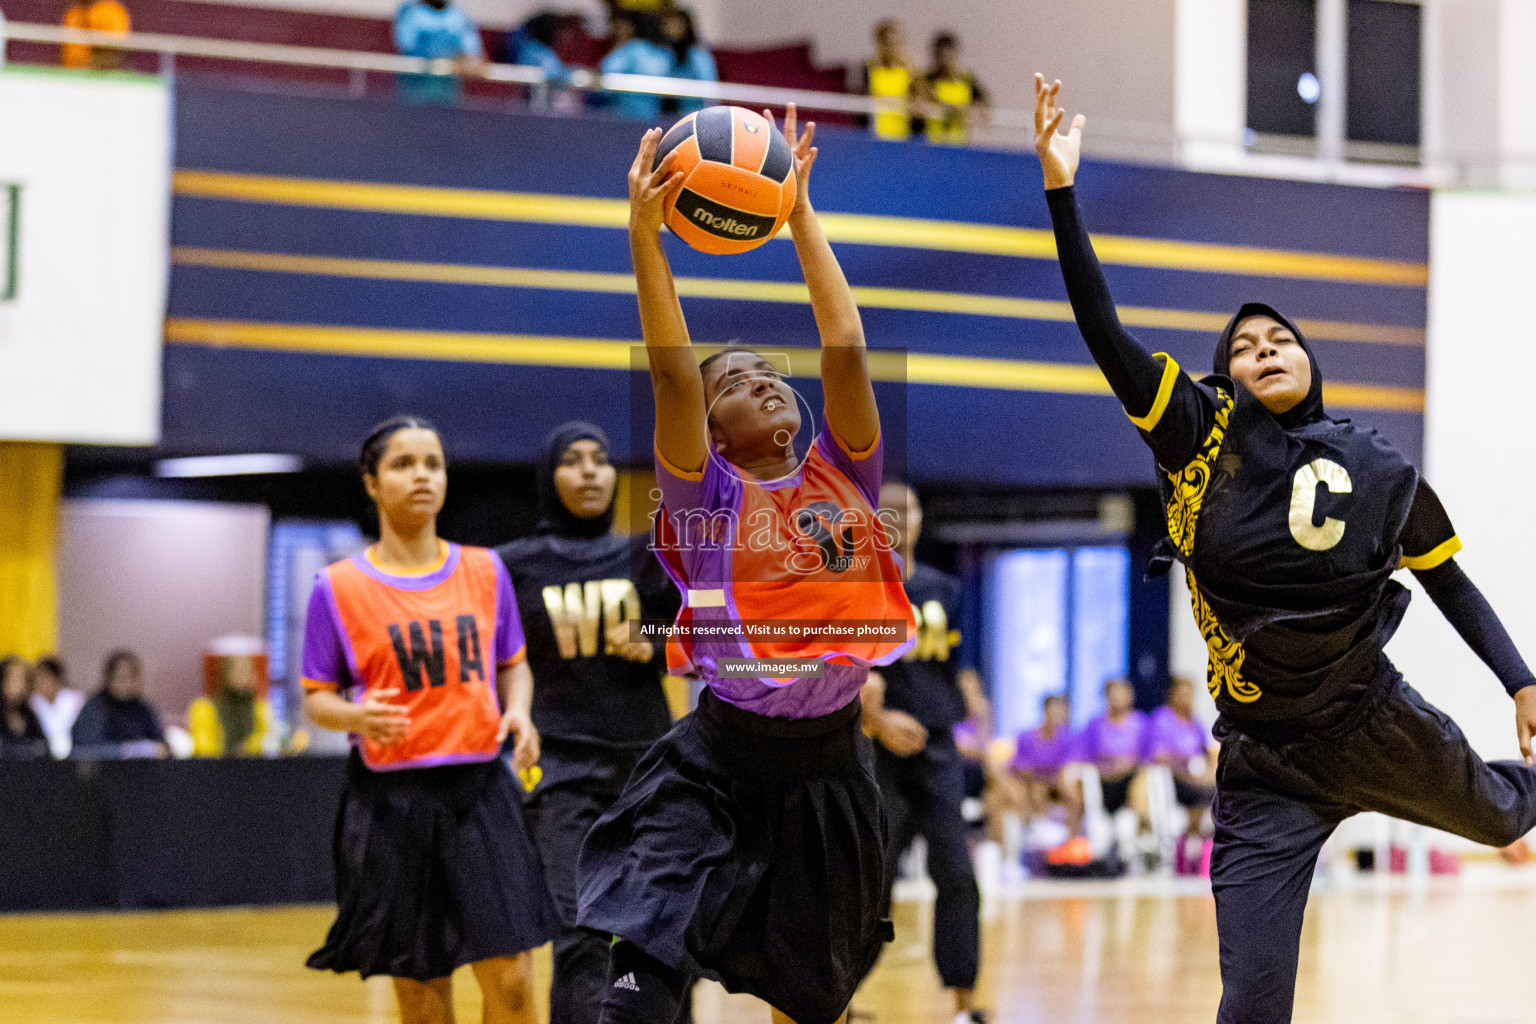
(1346, 0), (1421, 147)
(1071, 546), (1130, 728)
(1247, 0), (1320, 139)
(985, 545), (1130, 738)
(986, 549), (1068, 740)
(266, 519), (365, 732)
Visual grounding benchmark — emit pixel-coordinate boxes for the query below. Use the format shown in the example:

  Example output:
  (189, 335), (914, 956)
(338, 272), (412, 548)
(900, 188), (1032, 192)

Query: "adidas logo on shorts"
(613, 972), (640, 992)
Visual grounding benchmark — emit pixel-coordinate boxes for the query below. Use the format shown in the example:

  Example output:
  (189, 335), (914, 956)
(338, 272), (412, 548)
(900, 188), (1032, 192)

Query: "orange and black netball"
(654, 106), (797, 255)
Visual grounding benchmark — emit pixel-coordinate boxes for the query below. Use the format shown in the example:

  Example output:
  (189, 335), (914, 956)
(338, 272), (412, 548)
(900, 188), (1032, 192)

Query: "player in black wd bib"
(1034, 75), (1536, 1024)
(861, 481), (988, 1024)
(495, 422), (680, 1024)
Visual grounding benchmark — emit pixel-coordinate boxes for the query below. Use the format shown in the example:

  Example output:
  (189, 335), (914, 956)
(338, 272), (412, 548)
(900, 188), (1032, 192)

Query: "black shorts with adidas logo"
(576, 688), (892, 1024)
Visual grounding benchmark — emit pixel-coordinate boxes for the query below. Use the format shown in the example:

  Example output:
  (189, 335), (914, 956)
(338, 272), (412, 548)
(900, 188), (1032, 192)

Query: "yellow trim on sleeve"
(1400, 535), (1462, 572)
(831, 424), (882, 461)
(498, 645), (528, 668)
(300, 677), (339, 692)
(654, 444), (705, 482)
(1126, 353), (1181, 432)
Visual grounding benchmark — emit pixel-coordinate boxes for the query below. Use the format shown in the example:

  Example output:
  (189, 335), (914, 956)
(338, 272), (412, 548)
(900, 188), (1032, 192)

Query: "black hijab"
(536, 421), (615, 538)
(1213, 302), (1327, 430)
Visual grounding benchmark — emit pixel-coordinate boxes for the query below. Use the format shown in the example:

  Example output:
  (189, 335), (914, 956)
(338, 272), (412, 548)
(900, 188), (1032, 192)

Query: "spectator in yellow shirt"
(922, 32), (989, 145)
(863, 19), (916, 141)
(61, 0), (132, 71)
(189, 651), (274, 757)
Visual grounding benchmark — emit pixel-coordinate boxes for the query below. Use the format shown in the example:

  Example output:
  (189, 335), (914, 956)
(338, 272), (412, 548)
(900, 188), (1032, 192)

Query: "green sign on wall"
(2, 184), (18, 301)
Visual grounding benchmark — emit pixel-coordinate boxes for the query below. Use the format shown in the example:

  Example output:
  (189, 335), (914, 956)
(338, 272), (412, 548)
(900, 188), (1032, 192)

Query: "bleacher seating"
(2, 0), (859, 120)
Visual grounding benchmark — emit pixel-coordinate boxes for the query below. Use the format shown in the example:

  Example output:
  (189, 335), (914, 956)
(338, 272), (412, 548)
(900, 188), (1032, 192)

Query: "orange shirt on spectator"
(62, 0), (131, 70)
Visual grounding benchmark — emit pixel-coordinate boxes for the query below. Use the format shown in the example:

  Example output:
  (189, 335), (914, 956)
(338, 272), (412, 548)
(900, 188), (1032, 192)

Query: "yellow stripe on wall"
(164, 317), (1426, 412)
(0, 442), (62, 659)
(171, 170), (1430, 288)
(169, 246), (1426, 347)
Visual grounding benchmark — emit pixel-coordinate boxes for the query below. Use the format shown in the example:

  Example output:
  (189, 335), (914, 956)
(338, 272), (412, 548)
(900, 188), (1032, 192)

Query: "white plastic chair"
(1064, 762), (1116, 860)
(1143, 763), (1185, 867)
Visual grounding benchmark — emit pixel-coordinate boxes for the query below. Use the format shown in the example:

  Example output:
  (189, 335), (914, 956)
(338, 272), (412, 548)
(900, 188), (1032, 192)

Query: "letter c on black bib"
(1289, 458), (1351, 551)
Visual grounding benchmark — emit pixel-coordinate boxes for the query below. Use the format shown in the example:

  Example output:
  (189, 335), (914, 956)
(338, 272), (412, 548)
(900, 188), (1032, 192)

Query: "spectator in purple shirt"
(1146, 675), (1218, 837)
(1077, 678), (1147, 814)
(1008, 694), (1084, 834)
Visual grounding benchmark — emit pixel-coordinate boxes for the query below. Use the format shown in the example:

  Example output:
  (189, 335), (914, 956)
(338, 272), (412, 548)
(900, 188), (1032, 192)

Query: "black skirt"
(307, 750), (558, 981)
(576, 690), (890, 1024)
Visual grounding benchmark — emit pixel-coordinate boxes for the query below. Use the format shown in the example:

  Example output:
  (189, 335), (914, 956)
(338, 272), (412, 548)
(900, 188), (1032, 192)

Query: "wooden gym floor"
(4, 871), (1534, 1024)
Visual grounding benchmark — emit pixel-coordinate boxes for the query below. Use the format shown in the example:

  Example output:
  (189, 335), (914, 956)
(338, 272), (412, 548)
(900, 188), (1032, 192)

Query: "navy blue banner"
(164, 83), (1429, 486)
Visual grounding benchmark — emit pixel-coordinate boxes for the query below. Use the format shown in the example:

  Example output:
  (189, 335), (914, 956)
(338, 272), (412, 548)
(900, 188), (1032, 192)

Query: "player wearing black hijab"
(496, 422), (680, 1024)
(1034, 75), (1536, 1024)
(862, 481), (989, 1024)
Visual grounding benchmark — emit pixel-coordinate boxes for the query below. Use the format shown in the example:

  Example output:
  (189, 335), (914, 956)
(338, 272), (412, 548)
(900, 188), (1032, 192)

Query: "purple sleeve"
(1131, 712), (1151, 760)
(1009, 730), (1037, 771)
(655, 444), (721, 514)
(1074, 720), (1099, 763)
(1187, 716), (1213, 755)
(494, 557), (526, 664)
(1145, 708), (1173, 759)
(301, 574), (348, 689)
(816, 416), (883, 508)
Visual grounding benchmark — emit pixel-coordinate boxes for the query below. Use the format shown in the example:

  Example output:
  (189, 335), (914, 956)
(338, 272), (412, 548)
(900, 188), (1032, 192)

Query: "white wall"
(0, 71), (170, 445)
(1174, 0), (1245, 167)
(57, 500), (269, 726)
(1384, 190), (1536, 762)
(1169, 571), (1219, 730)
(1496, 0), (1536, 188)
(711, 0), (1178, 141)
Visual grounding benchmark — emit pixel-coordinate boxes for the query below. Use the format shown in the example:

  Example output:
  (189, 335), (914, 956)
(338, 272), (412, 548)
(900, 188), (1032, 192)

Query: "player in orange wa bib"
(575, 107), (916, 1024)
(301, 417), (556, 1024)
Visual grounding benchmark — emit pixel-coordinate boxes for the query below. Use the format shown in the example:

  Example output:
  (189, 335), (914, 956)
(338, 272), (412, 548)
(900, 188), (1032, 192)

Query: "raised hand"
(628, 127), (684, 236)
(1515, 686), (1536, 766)
(1034, 73), (1085, 191)
(768, 103), (818, 216)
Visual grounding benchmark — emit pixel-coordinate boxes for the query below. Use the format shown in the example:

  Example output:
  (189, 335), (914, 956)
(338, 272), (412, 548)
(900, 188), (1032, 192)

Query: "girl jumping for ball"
(575, 106), (917, 1024)
(1033, 75), (1536, 1024)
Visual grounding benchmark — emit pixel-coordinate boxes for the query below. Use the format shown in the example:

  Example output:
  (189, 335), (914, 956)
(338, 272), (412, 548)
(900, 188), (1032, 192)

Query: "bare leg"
(1127, 767), (1152, 825)
(954, 987), (974, 1013)
(393, 976), (455, 1024)
(1060, 775), (1085, 836)
(980, 766), (1018, 845)
(470, 953), (535, 1024)
(1021, 777), (1048, 822)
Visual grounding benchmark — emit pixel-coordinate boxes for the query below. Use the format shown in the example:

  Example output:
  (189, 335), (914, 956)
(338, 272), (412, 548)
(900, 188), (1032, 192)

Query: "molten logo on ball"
(654, 106), (797, 255)
(692, 208), (761, 237)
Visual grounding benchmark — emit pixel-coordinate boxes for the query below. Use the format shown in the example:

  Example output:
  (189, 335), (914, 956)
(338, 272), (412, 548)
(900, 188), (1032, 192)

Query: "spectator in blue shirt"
(393, 0), (485, 105)
(511, 11), (572, 84)
(600, 12), (673, 121)
(664, 7), (716, 115)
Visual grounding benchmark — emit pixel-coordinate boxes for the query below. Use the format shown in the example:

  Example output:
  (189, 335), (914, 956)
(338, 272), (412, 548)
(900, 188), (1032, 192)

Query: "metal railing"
(0, 20), (1461, 185)
(3, 21), (881, 114)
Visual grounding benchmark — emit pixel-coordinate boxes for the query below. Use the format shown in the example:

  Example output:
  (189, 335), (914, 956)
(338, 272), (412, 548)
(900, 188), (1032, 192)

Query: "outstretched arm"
(1402, 482), (1536, 763)
(629, 129), (708, 474)
(1414, 560), (1536, 763)
(775, 105), (879, 453)
(1034, 75), (1205, 469)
